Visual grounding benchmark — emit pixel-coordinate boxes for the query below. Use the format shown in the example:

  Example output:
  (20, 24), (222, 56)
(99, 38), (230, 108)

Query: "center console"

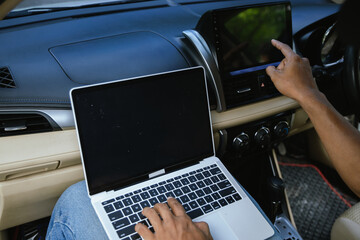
(183, 3), (301, 238)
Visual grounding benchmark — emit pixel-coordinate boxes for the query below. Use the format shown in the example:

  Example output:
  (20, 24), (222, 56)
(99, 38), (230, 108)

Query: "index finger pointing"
(271, 39), (294, 59)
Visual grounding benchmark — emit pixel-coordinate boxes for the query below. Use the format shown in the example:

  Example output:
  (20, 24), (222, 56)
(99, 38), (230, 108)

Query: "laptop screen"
(71, 67), (214, 195)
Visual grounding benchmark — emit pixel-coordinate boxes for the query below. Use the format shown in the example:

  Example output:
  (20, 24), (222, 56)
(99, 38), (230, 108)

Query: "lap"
(46, 181), (108, 240)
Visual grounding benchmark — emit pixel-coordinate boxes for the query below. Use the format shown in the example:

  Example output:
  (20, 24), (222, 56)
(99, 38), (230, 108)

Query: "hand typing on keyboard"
(135, 197), (213, 240)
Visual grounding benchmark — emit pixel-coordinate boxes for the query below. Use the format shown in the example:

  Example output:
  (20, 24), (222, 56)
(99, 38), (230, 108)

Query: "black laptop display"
(71, 67), (214, 195)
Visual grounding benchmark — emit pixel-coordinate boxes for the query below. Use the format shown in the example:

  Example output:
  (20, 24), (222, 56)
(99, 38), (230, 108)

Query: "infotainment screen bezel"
(212, 2), (293, 77)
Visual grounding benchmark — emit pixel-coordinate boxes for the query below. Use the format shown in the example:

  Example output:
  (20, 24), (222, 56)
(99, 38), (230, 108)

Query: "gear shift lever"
(267, 176), (285, 223)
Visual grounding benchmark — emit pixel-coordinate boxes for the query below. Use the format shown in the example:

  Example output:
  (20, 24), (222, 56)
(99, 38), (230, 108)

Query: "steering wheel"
(343, 45), (360, 114)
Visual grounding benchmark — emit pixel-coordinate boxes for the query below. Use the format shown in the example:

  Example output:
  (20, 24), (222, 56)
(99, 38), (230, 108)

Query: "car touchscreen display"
(214, 3), (292, 75)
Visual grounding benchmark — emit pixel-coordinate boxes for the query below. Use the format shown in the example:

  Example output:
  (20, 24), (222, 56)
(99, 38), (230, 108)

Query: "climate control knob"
(254, 127), (271, 146)
(232, 132), (250, 152)
(274, 121), (290, 138)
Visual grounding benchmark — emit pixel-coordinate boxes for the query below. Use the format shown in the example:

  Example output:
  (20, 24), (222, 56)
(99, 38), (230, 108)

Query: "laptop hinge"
(149, 169), (165, 179)
(92, 190), (114, 202)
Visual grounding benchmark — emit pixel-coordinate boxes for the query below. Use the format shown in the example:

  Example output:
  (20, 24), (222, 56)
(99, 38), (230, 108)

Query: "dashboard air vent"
(0, 114), (53, 137)
(0, 67), (16, 88)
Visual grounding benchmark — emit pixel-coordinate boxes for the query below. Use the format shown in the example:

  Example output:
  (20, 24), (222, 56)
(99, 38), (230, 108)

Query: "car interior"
(0, 0), (359, 239)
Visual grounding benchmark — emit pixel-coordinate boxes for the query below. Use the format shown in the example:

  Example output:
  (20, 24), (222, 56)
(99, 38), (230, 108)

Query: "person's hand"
(135, 197), (213, 240)
(266, 39), (320, 104)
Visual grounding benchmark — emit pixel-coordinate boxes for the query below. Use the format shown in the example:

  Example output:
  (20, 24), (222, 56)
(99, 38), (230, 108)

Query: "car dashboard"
(0, 0), (341, 233)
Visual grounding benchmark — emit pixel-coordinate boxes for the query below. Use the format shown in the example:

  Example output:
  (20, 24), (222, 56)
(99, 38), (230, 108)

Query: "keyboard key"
(165, 183), (175, 191)
(149, 227), (155, 233)
(181, 186), (191, 194)
(203, 179), (212, 186)
(202, 204), (213, 214)
(225, 196), (235, 204)
(211, 176), (220, 183)
(166, 178), (174, 183)
(113, 218), (130, 230)
(159, 181), (167, 185)
(125, 192), (133, 197)
(203, 187), (212, 195)
(117, 224), (136, 238)
(122, 207), (133, 216)
(150, 184), (158, 188)
(131, 233), (141, 240)
(183, 203), (191, 212)
(104, 205), (115, 213)
(209, 167), (221, 175)
(189, 183), (198, 191)
(173, 181), (182, 188)
(204, 166), (210, 170)
(203, 171), (211, 177)
(180, 178), (190, 185)
(149, 197), (159, 206)
(219, 187), (236, 198)
(218, 199), (228, 207)
(102, 199), (115, 205)
(149, 189), (159, 197)
(157, 186), (166, 194)
(188, 192), (197, 200)
(131, 204), (141, 213)
(140, 200), (151, 208)
(116, 196), (125, 200)
(204, 195), (214, 203)
(187, 209), (204, 219)
(180, 195), (190, 203)
(129, 214), (140, 223)
(217, 173), (226, 180)
(108, 210), (124, 221)
(189, 201), (199, 209)
(142, 186), (150, 191)
(210, 164), (217, 168)
(173, 189), (183, 197)
(139, 220), (148, 227)
(212, 192), (221, 200)
(195, 173), (204, 180)
(196, 181), (205, 188)
(233, 193), (242, 201)
(157, 194), (167, 202)
(132, 195), (142, 203)
(196, 168), (204, 172)
(181, 173), (189, 178)
(195, 189), (205, 197)
(140, 192), (150, 200)
(211, 201), (221, 210)
(217, 180), (231, 189)
(114, 201), (124, 209)
(123, 237), (131, 240)
(165, 192), (175, 198)
(188, 176), (197, 183)
(197, 198), (206, 206)
(190, 171), (196, 175)
(138, 212), (146, 220)
(210, 184), (219, 192)
(134, 189), (142, 194)
(174, 176), (182, 180)
(123, 198), (133, 206)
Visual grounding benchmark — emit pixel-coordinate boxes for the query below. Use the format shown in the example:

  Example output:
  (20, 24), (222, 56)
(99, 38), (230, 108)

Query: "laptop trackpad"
(197, 212), (237, 240)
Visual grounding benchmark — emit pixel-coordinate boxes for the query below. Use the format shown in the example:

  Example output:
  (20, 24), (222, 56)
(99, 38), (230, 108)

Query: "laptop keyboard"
(101, 164), (242, 240)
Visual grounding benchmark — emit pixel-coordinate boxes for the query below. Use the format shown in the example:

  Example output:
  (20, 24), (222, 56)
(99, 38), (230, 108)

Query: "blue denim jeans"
(46, 180), (281, 240)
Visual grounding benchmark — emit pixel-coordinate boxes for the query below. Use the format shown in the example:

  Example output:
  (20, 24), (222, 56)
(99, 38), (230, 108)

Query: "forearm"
(298, 91), (360, 197)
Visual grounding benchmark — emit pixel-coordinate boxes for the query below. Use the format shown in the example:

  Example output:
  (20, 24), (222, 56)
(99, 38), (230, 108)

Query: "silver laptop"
(70, 66), (275, 240)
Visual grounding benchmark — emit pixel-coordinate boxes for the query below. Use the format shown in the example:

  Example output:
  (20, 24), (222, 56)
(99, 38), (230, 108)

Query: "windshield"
(12, 0), (130, 12)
